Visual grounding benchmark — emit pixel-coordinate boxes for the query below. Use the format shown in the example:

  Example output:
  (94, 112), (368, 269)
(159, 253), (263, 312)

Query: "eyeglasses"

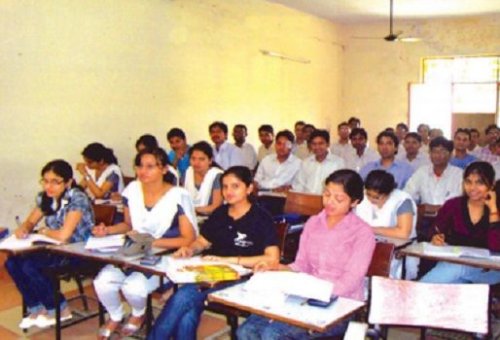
(39, 179), (65, 186)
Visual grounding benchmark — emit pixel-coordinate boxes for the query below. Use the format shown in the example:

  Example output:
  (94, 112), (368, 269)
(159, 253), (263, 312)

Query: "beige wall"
(340, 14), (500, 143)
(0, 0), (343, 225)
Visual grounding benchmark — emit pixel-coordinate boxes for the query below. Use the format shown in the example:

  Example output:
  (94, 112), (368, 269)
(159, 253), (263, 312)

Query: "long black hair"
(82, 142), (118, 165)
(40, 159), (80, 215)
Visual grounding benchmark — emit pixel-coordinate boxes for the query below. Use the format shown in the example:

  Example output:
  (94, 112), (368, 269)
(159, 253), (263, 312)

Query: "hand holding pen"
(430, 225), (446, 246)
(13, 216), (28, 239)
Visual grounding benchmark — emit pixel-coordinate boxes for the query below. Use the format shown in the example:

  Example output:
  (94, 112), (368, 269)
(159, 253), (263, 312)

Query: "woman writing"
(421, 161), (500, 284)
(148, 166), (280, 340)
(6, 160), (94, 329)
(183, 141), (223, 215)
(76, 142), (124, 200)
(237, 169), (375, 339)
(93, 147), (198, 338)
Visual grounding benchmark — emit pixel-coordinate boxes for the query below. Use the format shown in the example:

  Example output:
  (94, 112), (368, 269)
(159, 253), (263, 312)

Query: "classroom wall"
(340, 14), (500, 141)
(0, 0), (343, 226)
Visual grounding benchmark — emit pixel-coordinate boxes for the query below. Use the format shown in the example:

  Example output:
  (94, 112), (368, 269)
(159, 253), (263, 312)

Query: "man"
(347, 116), (361, 130)
(395, 122), (409, 159)
(209, 121), (243, 170)
(397, 132), (430, 171)
(449, 128), (477, 169)
(344, 128), (378, 172)
(232, 124), (257, 170)
(477, 124), (500, 163)
(331, 121), (353, 160)
(468, 128), (481, 154)
(256, 124), (275, 163)
(294, 123), (314, 160)
(293, 129), (345, 194)
(360, 131), (414, 189)
(417, 123), (431, 154)
(254, 130), (301, 191)
(166, 128), (190, 178)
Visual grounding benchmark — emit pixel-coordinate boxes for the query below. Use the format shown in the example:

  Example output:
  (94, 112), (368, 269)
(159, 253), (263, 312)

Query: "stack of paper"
(422, 242), (491, 259)
(85, 234), (125, 252)
(0, 234), (62, 251)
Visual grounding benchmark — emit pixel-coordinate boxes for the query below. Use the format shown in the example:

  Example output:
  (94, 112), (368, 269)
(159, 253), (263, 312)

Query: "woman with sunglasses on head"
(421, 161), (500, 284)
(5, 159), (94, 329)
(148, 166), (280, 340)
(237, 169), (375, 339)
(92, 147), (198, 339)
(355, 169), (418, 279)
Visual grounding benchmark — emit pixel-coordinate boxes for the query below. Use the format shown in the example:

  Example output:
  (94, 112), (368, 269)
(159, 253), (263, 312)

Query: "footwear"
(120, 315), (144, 337)
(98, 320), (122, 340)
(18, 315), (39, 329)
(35, 312), (73, 328)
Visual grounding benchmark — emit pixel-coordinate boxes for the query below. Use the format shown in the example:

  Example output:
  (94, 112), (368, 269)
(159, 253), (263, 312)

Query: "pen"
(434, 225), (441, 234)
(15, 216), (21, 227)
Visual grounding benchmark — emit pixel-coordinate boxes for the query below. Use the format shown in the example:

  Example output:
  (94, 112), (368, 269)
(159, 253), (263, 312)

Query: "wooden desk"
(208, 283), (365, 333)
(375, 236), (414, 250)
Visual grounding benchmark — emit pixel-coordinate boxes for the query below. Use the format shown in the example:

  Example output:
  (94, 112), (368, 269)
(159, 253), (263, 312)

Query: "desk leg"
(53, 274), (61, 340)
(401, 255), (407, 280)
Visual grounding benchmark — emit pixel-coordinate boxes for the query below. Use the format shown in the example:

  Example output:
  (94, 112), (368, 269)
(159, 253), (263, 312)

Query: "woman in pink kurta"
(238, 169), (376, 339)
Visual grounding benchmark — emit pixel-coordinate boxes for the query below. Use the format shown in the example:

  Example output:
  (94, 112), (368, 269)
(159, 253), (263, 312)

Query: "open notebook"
(0, 234), (62, 251)
(422, 242), (491, 259)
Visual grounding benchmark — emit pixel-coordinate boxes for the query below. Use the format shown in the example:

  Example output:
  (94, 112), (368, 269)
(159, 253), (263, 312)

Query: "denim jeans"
(420, 261), (500, 284)
(237, 314), (350, 339)
(5, 253), (72, 315)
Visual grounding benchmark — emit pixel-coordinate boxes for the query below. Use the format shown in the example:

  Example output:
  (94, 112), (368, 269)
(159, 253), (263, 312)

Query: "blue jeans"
(5, 253), (71, 315)
(237, 314), (350, 339)
(420, 261), (500, 284)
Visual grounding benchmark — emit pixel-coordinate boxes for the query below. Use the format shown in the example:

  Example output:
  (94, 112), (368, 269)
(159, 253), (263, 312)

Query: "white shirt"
(403, 164), (463, 205)
(344, 147), (379, 172)
(254, 153), (301, 190)
(235, 142), (257, 170)
(292, 152), (345, 194)
(293, 142), (310, 160)
(397, 152), (431, 172)
(257, 143), (275, 163)
(213, 141), (243, 170)
(331, 142), (354, 161)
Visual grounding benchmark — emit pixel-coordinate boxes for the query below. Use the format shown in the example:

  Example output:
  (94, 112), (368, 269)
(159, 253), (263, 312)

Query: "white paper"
(85, 234), (125, 250)
(0, 234), (62, 251)
(423, 242), (490, 259)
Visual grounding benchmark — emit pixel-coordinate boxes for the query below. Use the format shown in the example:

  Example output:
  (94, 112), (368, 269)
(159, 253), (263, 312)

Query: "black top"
(201, 203), (279, 257)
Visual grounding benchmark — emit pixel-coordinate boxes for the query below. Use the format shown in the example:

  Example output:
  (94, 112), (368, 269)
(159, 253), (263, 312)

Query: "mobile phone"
(306, 295), (338, 308)
(140, 255), (161, 266)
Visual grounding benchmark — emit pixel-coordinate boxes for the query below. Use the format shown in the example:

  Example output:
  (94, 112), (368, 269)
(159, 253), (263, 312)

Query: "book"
(0, 234), (62, 251)
(422, 242), (491, 259)
(84, 234), (125, 251)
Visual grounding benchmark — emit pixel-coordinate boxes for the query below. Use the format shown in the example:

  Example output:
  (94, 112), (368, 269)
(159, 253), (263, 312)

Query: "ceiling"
(267, 0), (500, 24)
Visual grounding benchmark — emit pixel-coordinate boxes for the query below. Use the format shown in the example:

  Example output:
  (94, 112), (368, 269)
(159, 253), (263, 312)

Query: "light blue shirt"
(449, 153), (477, 170)
(360, 159), (414, 189)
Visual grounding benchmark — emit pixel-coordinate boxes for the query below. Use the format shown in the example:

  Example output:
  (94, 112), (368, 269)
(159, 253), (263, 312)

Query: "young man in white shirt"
(477, 124), (500, 163)
(293, 129), (345, 194)
(256, 124), (275, 163)
(254, 130), (301, 192)
(232, 124), (257, 171)
(397, 132), (430, 172)
(344, 127), (378, 172)
(331, 121), (353, 160)
(209, 121), (243, 170)
(468, 128), (481, 155)
(294, 122), (314, 160)
(395, 122), (409, 159)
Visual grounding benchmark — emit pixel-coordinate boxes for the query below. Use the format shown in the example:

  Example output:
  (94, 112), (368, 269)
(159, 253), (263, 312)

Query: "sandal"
(98, 319), (122, 340)
(120, 315), (144, 337)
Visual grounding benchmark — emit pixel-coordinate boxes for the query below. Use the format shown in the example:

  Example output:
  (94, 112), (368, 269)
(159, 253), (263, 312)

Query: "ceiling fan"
(353, 0), (420, 42)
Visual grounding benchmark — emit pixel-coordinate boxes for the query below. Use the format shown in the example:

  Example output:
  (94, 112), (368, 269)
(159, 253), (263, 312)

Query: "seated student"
(254, 129), (301, 192)
(468, 128), (482, 155)
(135, 134), (159, 153)
(93, 148), (197, 339)
(294, 122), (314, 160)
(331, 121), (354, 160)
(356, 170), (418, 279)
(147, 166), (280, 340)
(348, 116), (361, 130)
(5, 160), (94, 329)
(417, 123), (431, 153)
(293, 129), (345, 194)
(396, 132), (430, 171)
(257, 124), (275, 163)
(344, 128), (379, 172)
(360, 131), (414, 189)
(209, 121), (243, 170)
(166, 127), (190, 179)
(292, 120), (306, 158)
(76, 143), (124, 200)
(395, 122), (409, 159)
(421, 161), (500, 284)
(183, 141), (223, 215)
(477, 124), (500, 163)
(233, 124), (257, 170)
(237, 169), (376, 339)
(450, 128), (478, 169)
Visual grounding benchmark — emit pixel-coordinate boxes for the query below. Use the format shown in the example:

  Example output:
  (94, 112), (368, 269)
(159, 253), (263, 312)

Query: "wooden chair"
(367, 242), (395, 278)
(275, 221), (290, 261)
(367, 276), (490, 339)
(283, 191), (323, 216)
(123, 175), (135, 187)
(92, 204), (117, 226)
(415, 204), (440, 278)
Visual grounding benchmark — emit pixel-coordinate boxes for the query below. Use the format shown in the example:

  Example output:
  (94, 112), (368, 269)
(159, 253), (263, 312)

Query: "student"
(397, 132), (430, 171)
(147, 166), (280, 340)
(93, 148), (197, 338)
(331, 121), (353, 160)
(360, 131), (414, 189)
(256, 124), (275, 163)
(417, 123), (431, 153)
(420, 162), (500, 284)
(232, 124), (257, 170)
(166, 127), (190, 179)
(6, 160), (94, 329)
(468, 128), (481, 154)
(477, 124), (500, 163)
(395, 122), (409, 159)
(209, 121), (243, 170)
(237, 169), (376, 339)
(450, 128), (478, 169)
(356, 170), (418, 279)
(254, 129), (301, 192)
(293, 120), (306, 150)
(293, 121), (311, 160)
(183, 141), (223, 215)
(135, 134), (159, 152)
(344, 127), (378, 172)
(293, 129), (345, 194)
(76, 143), (124, 200)
(347, 116), (361, 130)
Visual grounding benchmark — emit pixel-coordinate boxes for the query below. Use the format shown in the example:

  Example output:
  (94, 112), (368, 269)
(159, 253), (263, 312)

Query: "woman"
(236, 169), (375, 339)
(148, 166), (280, 340)
(135, 134), (180, 185)
(355, 169), (418, 279)
(76, 142), (124, 200)
(93, 147), (198, 339)
(183, 141), (223, 215)
(421, 161), (500, 284)
(5, 160), (94, 329)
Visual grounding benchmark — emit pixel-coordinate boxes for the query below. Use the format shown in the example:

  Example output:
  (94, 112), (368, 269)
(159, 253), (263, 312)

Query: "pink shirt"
(290, 211), (375, 301)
